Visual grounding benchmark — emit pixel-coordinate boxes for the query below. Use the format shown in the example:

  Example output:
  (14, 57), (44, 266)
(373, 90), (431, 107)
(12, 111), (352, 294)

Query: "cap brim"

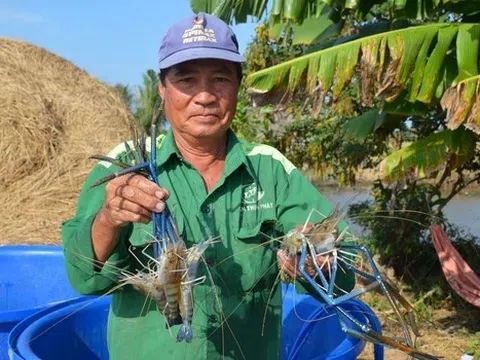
(159, 47), (245, 70)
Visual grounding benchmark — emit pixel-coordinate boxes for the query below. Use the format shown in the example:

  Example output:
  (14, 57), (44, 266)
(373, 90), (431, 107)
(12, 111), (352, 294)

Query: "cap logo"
(193, 16), (204, 26)
(182, 16), (217, 44)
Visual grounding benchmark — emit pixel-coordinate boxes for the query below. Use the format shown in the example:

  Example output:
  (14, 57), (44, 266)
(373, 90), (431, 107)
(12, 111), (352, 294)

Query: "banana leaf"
(441, 75), (480, 135)
(284, 0), (307, 20)
(245, 23), (480, 109)
(342, 100), (428, 141)
(290, 5), (336, 45)
(291, 17), (337, 45)
(267, 3), (338, 45)
(454, 24), (480, 83)
(343, 109), (388, 141)
(380, 128), (476, 181)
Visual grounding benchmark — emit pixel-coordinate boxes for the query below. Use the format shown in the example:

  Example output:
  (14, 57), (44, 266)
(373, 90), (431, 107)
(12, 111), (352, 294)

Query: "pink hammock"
(430, 224), (480, 308)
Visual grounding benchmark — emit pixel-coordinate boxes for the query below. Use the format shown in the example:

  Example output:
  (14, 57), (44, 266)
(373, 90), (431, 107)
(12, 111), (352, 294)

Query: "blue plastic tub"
(10, 296), (110, 360)
(8, 297), (97, 360)
(282, 284), (383, 360)
(10, 284), (382, 360)
(0, 246), (83, 358)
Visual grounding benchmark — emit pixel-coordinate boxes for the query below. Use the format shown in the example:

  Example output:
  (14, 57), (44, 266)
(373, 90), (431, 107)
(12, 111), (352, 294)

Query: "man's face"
(159, 59), (239, 140)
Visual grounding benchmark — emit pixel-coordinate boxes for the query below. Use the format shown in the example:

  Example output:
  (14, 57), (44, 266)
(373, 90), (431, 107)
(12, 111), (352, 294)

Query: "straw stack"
(0, 38), (135, 244)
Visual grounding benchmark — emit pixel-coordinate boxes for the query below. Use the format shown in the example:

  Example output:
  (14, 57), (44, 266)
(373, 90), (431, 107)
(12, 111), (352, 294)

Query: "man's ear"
(158, 82), (165, 99)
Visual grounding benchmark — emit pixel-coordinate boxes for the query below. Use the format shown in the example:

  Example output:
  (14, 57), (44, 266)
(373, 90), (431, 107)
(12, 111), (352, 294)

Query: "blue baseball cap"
(158, 13), (246, 70)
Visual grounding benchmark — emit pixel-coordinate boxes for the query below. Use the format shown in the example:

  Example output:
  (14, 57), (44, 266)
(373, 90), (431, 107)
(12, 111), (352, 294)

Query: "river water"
(316, 186), (480, 239)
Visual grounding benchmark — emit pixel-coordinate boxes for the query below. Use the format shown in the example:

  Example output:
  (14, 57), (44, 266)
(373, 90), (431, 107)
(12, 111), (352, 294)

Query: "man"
(62, 13), (354, 360)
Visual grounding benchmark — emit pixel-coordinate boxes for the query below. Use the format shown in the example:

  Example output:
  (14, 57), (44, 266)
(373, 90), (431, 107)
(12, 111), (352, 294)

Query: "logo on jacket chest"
(241, 183), (273, 211)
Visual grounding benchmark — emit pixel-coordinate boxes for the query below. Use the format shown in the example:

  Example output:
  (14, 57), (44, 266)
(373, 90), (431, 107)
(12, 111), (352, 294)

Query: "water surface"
(316, 186), (480, 239)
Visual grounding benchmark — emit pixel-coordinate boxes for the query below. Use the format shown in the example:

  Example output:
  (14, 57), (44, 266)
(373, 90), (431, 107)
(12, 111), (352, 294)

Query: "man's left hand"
(277, 250), (332, 279)
(277, 222), (333, 279)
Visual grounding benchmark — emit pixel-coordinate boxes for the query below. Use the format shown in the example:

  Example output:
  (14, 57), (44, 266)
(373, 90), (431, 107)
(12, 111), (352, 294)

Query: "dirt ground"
(357, 305), (479, 359)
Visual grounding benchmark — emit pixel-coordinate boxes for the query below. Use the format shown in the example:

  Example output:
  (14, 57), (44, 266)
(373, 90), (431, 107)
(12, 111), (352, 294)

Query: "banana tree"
(190, 0), (480, 181)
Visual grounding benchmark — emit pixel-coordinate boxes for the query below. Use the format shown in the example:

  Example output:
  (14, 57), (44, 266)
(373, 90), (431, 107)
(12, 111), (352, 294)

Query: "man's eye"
(178, 77), (193, 83)
(215, 77), (230, 82)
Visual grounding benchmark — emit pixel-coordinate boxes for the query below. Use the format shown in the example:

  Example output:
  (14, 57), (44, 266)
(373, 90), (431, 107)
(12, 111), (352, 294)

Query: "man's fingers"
(116, 185), (166, 213)
(108, 198), (152, 219)
(124, 174), (170, 199)
(113, 209), (151, 225)
(108, 174), (170, 200)
(283, 263), (298, 278)
(278, 249), (333, 280)
(101, 173), (170, 228)
(301, 255), (315, 276)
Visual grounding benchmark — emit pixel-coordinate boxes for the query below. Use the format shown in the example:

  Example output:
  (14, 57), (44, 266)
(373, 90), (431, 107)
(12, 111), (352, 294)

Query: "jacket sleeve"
(275, 168), (356, 297)
(61, 162), (133, 295)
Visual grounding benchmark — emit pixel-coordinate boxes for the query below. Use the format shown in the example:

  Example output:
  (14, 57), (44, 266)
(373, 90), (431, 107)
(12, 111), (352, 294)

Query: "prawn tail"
(165, 314), (183, 328)
(176, 323), (193, 343)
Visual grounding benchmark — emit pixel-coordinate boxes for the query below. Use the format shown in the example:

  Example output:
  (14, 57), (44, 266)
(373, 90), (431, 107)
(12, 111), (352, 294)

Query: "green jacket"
(61, 129), (355, 360)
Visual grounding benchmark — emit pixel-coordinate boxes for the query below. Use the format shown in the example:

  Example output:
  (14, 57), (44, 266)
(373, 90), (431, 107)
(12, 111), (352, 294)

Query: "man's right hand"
(98, 173), (170, 228)
(92, 174), (169, 264)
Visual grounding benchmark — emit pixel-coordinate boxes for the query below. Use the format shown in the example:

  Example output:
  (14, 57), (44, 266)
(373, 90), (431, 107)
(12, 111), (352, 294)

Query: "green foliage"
(465, 332), (480, 359)
(272, 104), (388, 185)
(342, 108), (404, 141)
(231, 87), (274, 142)
(242, 19), (392, 185)
(380, 128), (478, 181)
(245, 24), (307, 73)
(135, 69), (162, 133)
(236, 24), (311, 144)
